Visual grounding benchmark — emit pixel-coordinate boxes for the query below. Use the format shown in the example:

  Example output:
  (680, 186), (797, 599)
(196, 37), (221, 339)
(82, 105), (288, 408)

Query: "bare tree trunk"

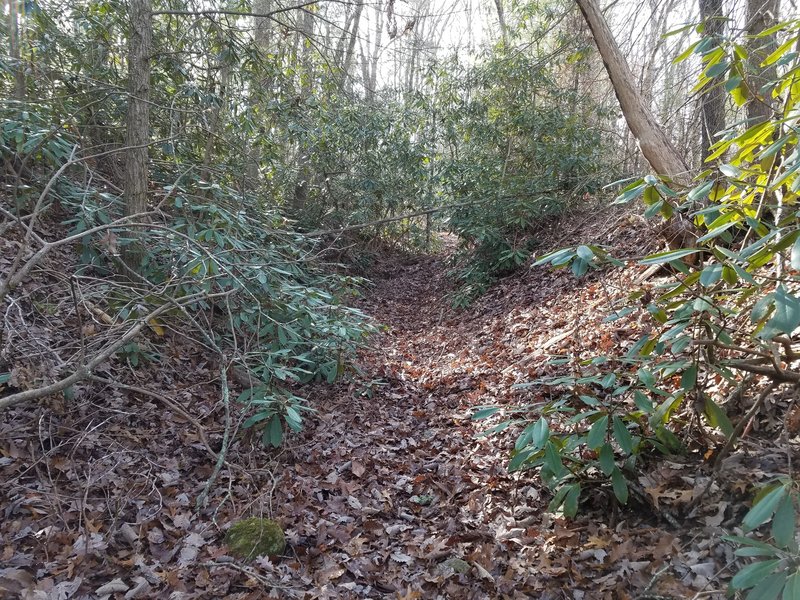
(253, 0), (274, 50)
(123, 0), (152, 267)
(575, 0), (689, 182)
(200, 64), (230, 189)
(7, 0), (25, 100)
(342, 0), (363, 84)
(746, 0), (781, 125)
(368, 8), (383, 100)
(699, 0), (726, 162)
(292, 8), (316, 213)
(494, 0), (508, 45)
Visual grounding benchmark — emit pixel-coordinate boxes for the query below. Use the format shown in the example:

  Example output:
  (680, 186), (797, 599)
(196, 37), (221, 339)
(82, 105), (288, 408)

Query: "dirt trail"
(1, 216), (724, 599)
(273, 253), (529, 598)
(270, 242), (677, 599)
(267, 217), (720, 599)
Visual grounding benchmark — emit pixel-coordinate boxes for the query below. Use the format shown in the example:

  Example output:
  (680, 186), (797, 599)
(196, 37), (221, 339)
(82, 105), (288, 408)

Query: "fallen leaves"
(2, 212), (790, 599)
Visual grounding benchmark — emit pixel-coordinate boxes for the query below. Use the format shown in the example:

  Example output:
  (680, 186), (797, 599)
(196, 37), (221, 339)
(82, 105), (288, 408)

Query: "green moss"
(224, 518), (285, 560)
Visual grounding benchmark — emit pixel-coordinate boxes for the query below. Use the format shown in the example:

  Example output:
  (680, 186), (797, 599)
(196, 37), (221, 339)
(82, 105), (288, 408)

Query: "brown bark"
(291, 8), (316, 213)
(746, 0), (781, 125)
(123, 0), (152, 267)
(494, 0), (508, 45)
(575, 0), (689, 183)
(342, 1), (363, 82)
(699, 0), (726, 162)
(7, 0), (25, 100)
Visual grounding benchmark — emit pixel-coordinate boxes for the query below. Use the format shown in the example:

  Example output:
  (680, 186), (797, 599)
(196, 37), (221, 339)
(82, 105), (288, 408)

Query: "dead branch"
(0, 289), (234, 411)
(687, 383), (779, 511)
(88, 375), (215, 459)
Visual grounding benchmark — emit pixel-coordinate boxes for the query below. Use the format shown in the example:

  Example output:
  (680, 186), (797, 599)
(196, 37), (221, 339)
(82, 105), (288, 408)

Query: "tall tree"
(291, 7), (316, 213)
(7, 0), (25, 99)
(494, 0), (509, 45)
(574, 0), (689, 181)
(123, 0), (153, 266)
(746, 0), (781, 125)
(699, 0), (726, 162)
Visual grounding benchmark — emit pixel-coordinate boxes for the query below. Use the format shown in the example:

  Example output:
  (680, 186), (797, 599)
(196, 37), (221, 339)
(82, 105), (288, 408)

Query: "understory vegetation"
(2, 0), (800, 596)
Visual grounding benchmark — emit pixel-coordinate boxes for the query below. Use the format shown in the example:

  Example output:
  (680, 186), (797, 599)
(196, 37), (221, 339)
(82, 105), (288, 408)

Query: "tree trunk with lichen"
(575, 0), (696, 255)
(123, 0), (152, 269)
(699, 0), (726, 162)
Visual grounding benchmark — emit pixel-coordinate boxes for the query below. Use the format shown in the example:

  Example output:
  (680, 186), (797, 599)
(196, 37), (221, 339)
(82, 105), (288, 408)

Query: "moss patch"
(224, 517), (285, 560)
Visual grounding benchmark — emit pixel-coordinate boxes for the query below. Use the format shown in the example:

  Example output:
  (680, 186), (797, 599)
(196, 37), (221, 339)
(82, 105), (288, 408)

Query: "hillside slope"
(2, 206), (786, 599)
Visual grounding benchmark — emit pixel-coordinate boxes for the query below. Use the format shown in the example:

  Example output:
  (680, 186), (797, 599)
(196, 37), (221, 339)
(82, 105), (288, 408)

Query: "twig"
(200, 561), (298, 590)
(0, 289), (232, 410)
(88, 375), (215, 459)
(196, 357), (232, 510)
(687, 383), (779, 511)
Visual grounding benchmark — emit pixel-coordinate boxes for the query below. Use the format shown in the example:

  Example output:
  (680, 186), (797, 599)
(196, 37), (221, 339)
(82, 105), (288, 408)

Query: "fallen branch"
(726, 360), (800, 383)
(196, 357), (231, 510)
(88, 375), (215, 459)
(0, 289), (231, 410)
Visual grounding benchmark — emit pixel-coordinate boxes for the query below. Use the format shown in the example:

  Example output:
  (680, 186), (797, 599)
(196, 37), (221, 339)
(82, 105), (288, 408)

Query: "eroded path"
(274, 253), (529, 598)
(269, 235), (703, 599)
(2, 217), (731, 600)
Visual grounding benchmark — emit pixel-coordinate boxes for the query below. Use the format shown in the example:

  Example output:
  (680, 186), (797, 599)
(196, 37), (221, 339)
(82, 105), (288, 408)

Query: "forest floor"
(2, 206), (787, 599)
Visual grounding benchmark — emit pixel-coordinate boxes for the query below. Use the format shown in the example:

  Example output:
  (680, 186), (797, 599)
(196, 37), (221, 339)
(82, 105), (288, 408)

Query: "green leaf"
(285, 405), (303, 427)
(791, 236), (800, 270)
(720, 163), (743, 178)
(640, 248), (702, 265)
(611, 467), (628, 504)
(704, 397), (733, 437)
(612, 415), (633, 454)
(614, 181), (646, 204)
(587, 414), (608, 450)
(242, 411), (272, 429)
(747, 571), (788, 600)
(772, 494), (796, 548)
(744, 485), (788, 531)
(763, 36), (797, 66)
(634, 390), (654, 413)
(576, 245), (594, 261)
(473, 406), (501, 420)
(547, 485), (571, 513)
(545, 441), (565, 478)
(752, 293), (776, 323)
(563, 483), (581, 518)
(509, 448), (534, 471)
(765, 285), (800, 337)
(722, 265), (738, 284)
(699, 263), (723, 286)
(724, 535), (781, 552)
(265, 415), (283, 448)
(673, 40), (700, 63)
(784, 571), (800, 600)
(638, 368), (658, 390)
(706, 60), (729, 77)
(681, 365), (698, 391)
(599, 443), (615, 475)
(571, 258), (589, 277)
(531, 417), (550, 450)
(731, 560), (781, 590)
(534, 248), (573, 266)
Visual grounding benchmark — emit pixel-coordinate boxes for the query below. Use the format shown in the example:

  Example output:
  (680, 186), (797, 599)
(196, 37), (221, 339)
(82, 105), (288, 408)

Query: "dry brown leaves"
(2, 206), (796, 599)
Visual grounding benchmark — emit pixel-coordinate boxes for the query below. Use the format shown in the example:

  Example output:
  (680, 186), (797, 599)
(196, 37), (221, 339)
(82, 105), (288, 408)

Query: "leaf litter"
(2, 205), (797, 598)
